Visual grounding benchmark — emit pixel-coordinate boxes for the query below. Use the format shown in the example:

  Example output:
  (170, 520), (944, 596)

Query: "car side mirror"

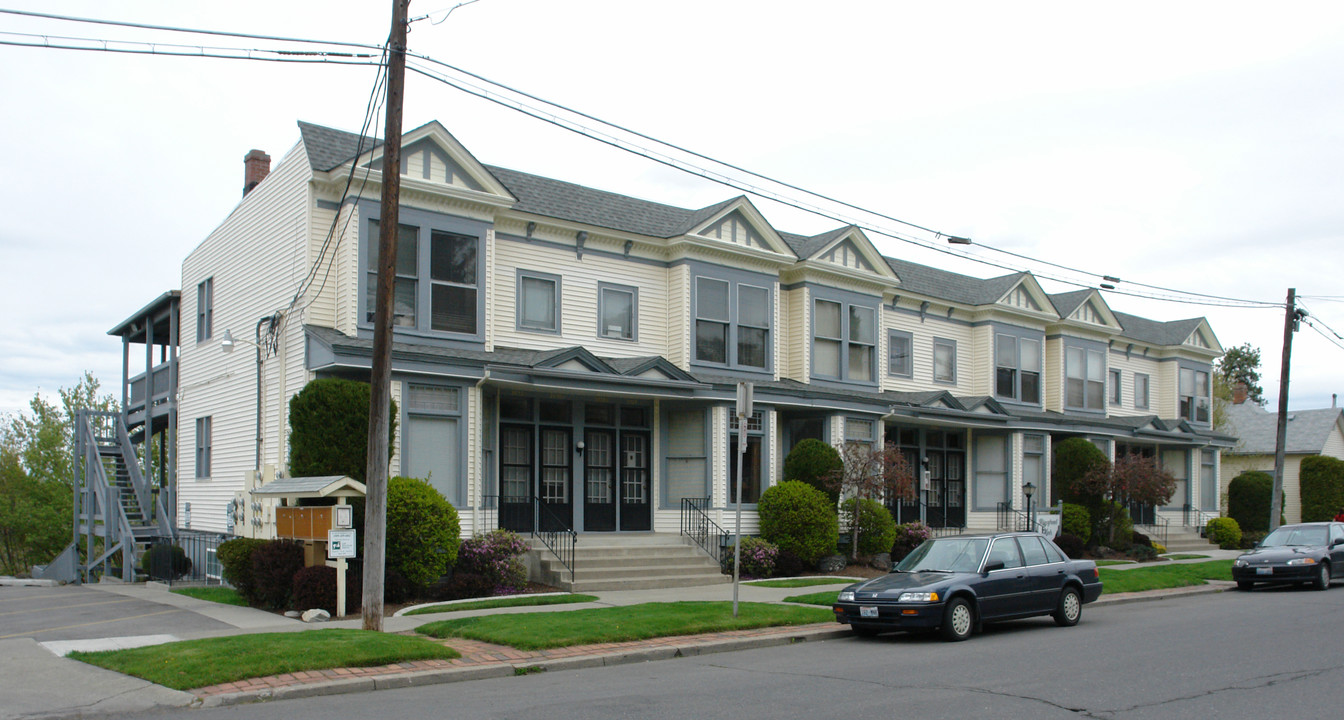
(1332, 538), (1344, 548)
(983, 560), (1005, 573)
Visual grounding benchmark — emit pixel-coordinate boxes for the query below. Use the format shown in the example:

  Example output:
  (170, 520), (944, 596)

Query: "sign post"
(732, 382), (752, 618)
(328, 522), (357, 617)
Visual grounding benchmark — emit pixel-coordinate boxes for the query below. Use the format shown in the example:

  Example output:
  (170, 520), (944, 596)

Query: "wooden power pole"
(1269, 288), (1299, 534)
(363, 0), (410, 633)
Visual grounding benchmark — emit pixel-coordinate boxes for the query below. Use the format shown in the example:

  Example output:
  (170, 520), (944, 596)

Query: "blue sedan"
(832, 532), (1102, 641)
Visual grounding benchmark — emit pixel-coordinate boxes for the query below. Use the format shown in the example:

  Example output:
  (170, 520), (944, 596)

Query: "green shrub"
(217, 538), (266, 600)
(288, 378), (397, 482)
(891, 522), (934, 561)
(1053, 438), (1109, 504)
(140, 543), (191, 580)
(721, 536), (778, 578)
(1061, 503), (1091, 543)
(1240, 530), (1267, 549)
(456, 529), (529, 595)
(1131, 531), (1152, 548)
(250, 539), (306, 610)
(783, 439), (843, 505)
(1127, 544), (1158, 562)
(387, 476), (461, 588)
(758, 480), (838, 565)
(838, 498), (897, 556)
(1206, 517), (1242, 549)
(291, 565), (338, 615)
(1054, 533), (1085, 558)
(1227, 471), (1278, 534)
(773, 548), (809, 578)
(1299, 456), (1344, 522)
(1103, 502), (1133, 551)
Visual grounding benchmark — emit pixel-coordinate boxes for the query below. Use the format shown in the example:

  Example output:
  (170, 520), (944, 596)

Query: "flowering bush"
(891, 522), (934, 561)
(720, 536), (778, 578)
(456, 529), (530, 596)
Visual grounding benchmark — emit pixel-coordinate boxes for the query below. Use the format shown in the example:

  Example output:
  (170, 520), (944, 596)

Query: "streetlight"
(1022, 481), (1036, 532)
(221, 315), (277, 472)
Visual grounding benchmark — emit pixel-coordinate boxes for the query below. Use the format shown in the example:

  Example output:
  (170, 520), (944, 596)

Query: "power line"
(0, 34), (380, 64)
(0, 7), (383, 50)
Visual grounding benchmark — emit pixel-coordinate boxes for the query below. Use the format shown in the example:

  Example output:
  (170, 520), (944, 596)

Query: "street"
(134, 586), (1342, 720)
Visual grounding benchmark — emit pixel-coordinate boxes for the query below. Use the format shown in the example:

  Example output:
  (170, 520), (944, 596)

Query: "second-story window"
(933, 338), (958, 384)
(888, 330), (913, 378)
(1135, 373), (1150, 410)
(363, 207), (482, 338)
(517, 270), (560, 333)
(196, 277), (213, 343)
(1065, 346), (1106, 410)
(693, 276), (770, 370)
(1109, 369), (1122, 405)
(598, 283), (637, 341)
(1180, 367), (1210, 423)
(994, 334), (1040, 403)
(812, 299), (876, 383)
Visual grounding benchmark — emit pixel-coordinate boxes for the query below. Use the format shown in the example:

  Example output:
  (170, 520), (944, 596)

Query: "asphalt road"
(145, 585), (1344, 720)
(0, 584), (235, 642)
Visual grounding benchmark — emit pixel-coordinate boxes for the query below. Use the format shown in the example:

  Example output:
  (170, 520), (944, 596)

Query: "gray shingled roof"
(1048, 289), (1093, 317)
(780, 226), (852, 260)
(252, 475), (363, 496)
(1112, 311), (1204, 346)
(1224, 403), (1344, 454)
(883, 257), (1026, 306)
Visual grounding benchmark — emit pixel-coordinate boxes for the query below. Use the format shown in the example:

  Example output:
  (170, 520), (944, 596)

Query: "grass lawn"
(1094, 560), (1135, 567)
(745, 578), (856, 589)
(404, 594), (598, 616)
(69, 629), (460, 691)
(169, 586), (247, 606)
(416, 601), (833, 650)
(782, 590), (840, 607)
(1100, 560), (1232, 594)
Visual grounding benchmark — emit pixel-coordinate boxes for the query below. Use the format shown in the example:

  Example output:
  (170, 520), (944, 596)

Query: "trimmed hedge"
(839, 498), (897, 556)
(783, 439), (843, 505)
(758, 480), (838, 565)
(1299, 455), (1344, 522)
(288, 378), (397, 482)
(1227, 471), (1278, 534)
(386, 476), (461, 588)
(217, 538), (266, 600)
(140, 543), (191, 580)
(250, 540), (306, 610)
(1061, 503), (1091, 543)
(1053, 437), (1109, 504)
(1206, 517), (1242, 549)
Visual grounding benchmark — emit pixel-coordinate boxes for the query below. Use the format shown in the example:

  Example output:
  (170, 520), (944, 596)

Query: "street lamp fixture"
(1023, 481), (1036, 532)
(220, 315), (278, 472)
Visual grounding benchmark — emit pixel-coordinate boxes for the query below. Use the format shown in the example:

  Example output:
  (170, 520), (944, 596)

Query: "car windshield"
(1260, 526), (1329, 547)
(896, 537), (990, 573)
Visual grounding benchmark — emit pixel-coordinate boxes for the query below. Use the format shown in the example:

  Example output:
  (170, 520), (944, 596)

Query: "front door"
(500, 424), (533, 533)
(538, 427), (573, 532)
(620, 432), (651, 531)
(584, 430), (617, 532)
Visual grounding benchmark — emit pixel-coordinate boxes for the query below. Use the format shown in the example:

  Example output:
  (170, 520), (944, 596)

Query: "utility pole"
(1269, 288), (1301, 534)
(363, 0), (409, 633)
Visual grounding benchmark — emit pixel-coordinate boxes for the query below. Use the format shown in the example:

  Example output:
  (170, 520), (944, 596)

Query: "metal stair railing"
(114, 419), (173, 538)
(681, 497), (730, 564)
(77, 411), (138, 581)
(532, 498), (577, 586)
(1183, 505), (1219, 536)
(996, 502), (1033, 532)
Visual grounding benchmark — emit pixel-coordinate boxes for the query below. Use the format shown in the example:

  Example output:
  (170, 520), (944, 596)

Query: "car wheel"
(1053, 587), (1082, 627)
(1236, 580), (1254, 591)
(1312, 562), (1330, 591)
(850, 624), (881, 638)
(940, 598), (973, 642)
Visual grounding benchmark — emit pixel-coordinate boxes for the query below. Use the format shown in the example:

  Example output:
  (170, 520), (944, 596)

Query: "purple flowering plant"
(456, 529), (530, 595)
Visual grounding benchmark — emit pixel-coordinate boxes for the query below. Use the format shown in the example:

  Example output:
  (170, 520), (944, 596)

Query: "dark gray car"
(1232, 522), (1344, 591)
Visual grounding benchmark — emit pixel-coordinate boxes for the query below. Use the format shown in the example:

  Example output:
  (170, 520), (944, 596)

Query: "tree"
(1076, 453), (1176, 545)
(829, 442), (915, 561)
(288, 378), (397, 482)
(1215, 342), (1264, 406)
(1052, 437), (1109, 506)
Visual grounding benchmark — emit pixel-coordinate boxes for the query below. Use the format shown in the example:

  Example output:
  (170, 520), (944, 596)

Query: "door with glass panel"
(619, 432), (651, 531)
(539, 427), (573, 532)
(584, 430), (617, 532)
(499, 425), (533, 533)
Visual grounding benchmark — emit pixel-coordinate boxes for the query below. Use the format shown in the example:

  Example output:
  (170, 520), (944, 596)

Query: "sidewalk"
(4, 557), (1237, 719)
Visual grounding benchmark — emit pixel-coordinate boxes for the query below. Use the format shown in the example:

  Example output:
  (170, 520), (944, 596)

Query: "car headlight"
(897, 592), (940, 602)
(1234, 559), (1247, 567)
(1286, 558), (1317, 566)
(838, 591), (855, 602)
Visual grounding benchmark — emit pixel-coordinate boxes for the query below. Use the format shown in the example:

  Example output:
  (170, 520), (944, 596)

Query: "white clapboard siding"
(1106, 351), (1161, 418)
(968, 324), (993, 397)
(1156, 360), (1179, 419)
(1044, 337), (1064, 412)
(178, 140), (311, 533)
(882, 304), (975, 394)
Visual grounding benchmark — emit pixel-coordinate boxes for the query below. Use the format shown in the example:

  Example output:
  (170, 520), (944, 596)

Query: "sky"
(1, 1), (1342, 418)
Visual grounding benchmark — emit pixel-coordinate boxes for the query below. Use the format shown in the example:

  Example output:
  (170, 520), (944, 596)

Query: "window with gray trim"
(693, 276), (770, 370)
(888, 330), (913, 378)
(517, 270), (560, 333)
(363, 208), (481, 337)
(1065, 346), (1105, 410)
(933, 338), (957, 384)
(995, 334), (1040, 403)
(403, 383), (463, 505)
(1109, 368), (1122, 405)
(598, 283), (637, 341)
(1135, 373), (1150, 409)
(1179, 367), (1210, 423)
(196, 278), (213, 343)
(813, 299), (876, 383)
(194, 416), (212, 478)
(729, 410), (765, 503)
(663, 407), (707, 506)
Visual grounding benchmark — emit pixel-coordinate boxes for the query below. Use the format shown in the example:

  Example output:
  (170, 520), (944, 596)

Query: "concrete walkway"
(0, 556), (1240, 719)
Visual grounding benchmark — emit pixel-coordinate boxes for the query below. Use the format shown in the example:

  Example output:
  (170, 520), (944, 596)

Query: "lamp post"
(221, 315), (277, 473)
(1023, 481), (1036, 532)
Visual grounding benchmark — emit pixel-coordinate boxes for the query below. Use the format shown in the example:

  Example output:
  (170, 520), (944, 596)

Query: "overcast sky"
(1, 1), (1341, 418)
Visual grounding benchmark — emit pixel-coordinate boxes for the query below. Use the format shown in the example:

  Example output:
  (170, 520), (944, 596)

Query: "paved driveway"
(0, 583), (236, 642)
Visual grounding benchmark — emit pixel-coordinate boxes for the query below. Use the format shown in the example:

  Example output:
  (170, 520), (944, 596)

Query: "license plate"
(860, 606), (878, 618)
(1256, 567), (1273, 575)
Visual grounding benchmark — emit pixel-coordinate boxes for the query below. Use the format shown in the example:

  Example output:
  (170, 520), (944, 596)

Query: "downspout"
(474, 369), (492, 534)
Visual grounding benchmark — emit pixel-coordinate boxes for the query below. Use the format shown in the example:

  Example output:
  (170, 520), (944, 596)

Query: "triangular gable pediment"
(1067, 293), (1120, 329)
(687, 199), (793, 255)
(809, 228), (901, 282)
(619, 356), (699, 382)
(533, 346), (617, 374)
(962, 396), (1011, 415)
(996, 276), (1052, 314)
(819, 238), (877, 273)
(357, 121), (514, 201)
(918, 391), (966, 411)
(1184, 320), (1222, 353)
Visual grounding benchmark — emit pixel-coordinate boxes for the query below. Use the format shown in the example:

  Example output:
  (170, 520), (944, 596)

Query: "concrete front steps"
(531, 534), (729, 593)
(1157, 525), (1219, 553)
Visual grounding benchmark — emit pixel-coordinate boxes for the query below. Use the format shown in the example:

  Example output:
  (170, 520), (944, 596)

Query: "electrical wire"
(0, 35), (380, 64)
(0, 8), (383, 50)
(1303, 318), (1344, 352)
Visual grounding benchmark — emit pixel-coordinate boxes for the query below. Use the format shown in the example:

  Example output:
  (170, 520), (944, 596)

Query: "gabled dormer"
(683, 198), (794, 259)
(1049, 289), (1122, 334)
(784, 226), (900, 286)
(356, 121), (516, 207)
(994, 275), (1053, 317)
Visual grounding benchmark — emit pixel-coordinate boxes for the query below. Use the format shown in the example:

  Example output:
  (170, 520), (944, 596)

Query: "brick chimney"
(243, 149), (271, 196)
(1232, 381), (1248, 405)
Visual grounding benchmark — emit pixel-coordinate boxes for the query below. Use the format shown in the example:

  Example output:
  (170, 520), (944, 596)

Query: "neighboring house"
(1221, 400), (1344, 524)
(111, 119), (1235, 545)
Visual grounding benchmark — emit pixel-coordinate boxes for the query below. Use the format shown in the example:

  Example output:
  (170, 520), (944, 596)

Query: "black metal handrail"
(143, 532), (231, 586)
(681, 497), (730, 564)
(1183, 504), (1218, 532)
(533, 498), (576, 585)
(1135, 513), (1169, 547)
